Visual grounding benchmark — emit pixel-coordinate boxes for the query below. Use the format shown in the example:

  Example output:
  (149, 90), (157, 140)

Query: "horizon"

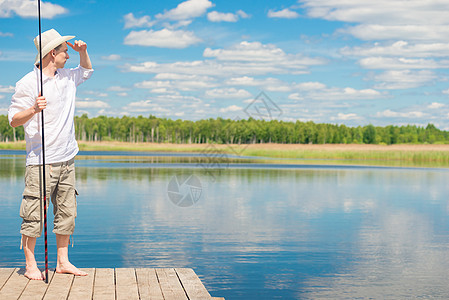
(1, 0), (449, 130)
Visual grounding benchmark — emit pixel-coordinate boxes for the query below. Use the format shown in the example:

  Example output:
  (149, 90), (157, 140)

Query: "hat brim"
(34, 35), (75, 65)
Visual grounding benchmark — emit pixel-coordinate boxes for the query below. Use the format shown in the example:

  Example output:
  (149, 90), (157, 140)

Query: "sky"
(1, 0), (449, 129)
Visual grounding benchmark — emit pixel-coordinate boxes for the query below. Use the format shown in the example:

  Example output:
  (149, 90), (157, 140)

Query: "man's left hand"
(67, 40), (87, 53)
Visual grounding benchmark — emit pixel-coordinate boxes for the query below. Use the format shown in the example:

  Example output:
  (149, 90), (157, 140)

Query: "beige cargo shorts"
(20, 158), (77, 237)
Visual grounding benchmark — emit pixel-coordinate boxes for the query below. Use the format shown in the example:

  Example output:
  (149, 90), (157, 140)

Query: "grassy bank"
(1, 141), (449, 167)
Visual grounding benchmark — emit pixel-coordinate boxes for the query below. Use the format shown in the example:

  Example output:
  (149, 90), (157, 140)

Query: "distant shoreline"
(2, 140), (449, 151)
(1, 141), (449, 167)
(1, 141), (449, 152)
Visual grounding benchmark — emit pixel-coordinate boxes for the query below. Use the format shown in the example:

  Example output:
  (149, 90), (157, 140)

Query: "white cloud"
(0, 32), (13, 37)
(331, 113), (361, 121)
(203, 41), (325, 73)
(167, 20), (193, 29)
(207, 10), (249, 22)
(314, 1), (449, 99)
(225, 76), (291, 92)
(376, 109), (425, 118)
(0, 0), (67, 19)
(135, 80), (171, 89)
(207, 11), (238, 22)
(76, 100), (110, 108)
(125, 100), (171, 114)
(128, 100), (154, 107)
(225, 76), (258, 86)
(359, 57), (449, 70)
(237, 10), (250, 19)
(342, 41), (449, 58)
(288, 93), (304, 101)
(124, 60), (300, 76)
(342, 24), (449, 42)
(205, 88), (252, 99)
(107, 86), (130, 92)
(124, 29), (201, 48)
(124, 41), (325, 76)
(220, 105), (242, 113)
(295, 82), (327, 90)
(136, 73), (216, 92)
(155, 0), (213, 21)
(0, 85), (14, 93)
(154, 73), (214, 82)
(301, 0), (449, 42)
(150, 88), (175, 94)
(83, 91), (108, 97)
(290, 82), (383, 101)
(152, 94), (202, 104)
(428, 102), (445, 109)
(268, 8), (299, 19)
(123, 94), (204, 115)
(372, 70), (437, 89)
(205, 41), (315, 64)
(123, 13), (154, 29)
(101, 54), (122, 61)
(136, 78), (215, 91)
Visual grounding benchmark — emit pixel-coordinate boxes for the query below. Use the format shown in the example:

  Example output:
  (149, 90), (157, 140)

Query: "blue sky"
(1, 0), (449, 129)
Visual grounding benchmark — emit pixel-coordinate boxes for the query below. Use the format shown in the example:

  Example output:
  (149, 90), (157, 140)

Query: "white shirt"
(8, 65), (93, 166)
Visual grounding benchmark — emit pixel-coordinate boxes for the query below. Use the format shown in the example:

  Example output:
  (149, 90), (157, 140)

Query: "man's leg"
(55, 233), (87, 276)
(22, 235), (45, 280)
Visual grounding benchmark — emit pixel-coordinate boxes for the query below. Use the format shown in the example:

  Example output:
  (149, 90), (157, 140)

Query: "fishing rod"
(37, 0), (49, 284)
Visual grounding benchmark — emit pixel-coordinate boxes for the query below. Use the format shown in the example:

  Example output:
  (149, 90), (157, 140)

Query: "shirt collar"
(34, 65), (59, 81)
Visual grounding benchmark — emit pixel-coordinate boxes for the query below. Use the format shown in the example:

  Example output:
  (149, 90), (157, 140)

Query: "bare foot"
(24, 266), (45, 280)
(56, 262), (87, 276)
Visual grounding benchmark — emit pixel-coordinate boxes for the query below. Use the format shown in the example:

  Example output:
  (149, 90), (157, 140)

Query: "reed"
(1, 141), (448, 167)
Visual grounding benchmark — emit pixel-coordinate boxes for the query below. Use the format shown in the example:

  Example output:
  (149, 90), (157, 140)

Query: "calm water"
(1, 150), (449, 299)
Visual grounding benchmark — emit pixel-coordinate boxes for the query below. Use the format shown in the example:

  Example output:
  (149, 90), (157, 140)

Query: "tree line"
(1, 114), (448, 144)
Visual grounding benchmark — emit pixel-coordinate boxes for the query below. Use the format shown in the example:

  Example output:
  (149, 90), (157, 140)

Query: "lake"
(1, 150), (449, 299)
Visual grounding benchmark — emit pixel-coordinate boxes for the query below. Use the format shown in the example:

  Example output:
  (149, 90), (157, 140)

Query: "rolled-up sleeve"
(8, 82), (35, 126)
(71, 65), (94, 87)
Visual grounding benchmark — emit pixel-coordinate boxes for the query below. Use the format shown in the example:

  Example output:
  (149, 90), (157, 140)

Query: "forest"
(0, 114), (448, 145)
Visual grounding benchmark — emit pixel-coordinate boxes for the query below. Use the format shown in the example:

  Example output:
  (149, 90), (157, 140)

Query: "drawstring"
(20, 236), (23, 250)
(70, 234), (74, 247)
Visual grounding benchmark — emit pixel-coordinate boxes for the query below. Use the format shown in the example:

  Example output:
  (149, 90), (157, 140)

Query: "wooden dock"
(0, 268), (223, 300)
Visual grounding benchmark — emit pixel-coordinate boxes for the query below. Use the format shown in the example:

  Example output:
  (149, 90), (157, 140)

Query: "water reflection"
(1, 153), (449, 299)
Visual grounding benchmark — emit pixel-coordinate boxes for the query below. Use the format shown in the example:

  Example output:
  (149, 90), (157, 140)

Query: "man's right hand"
(11, 95), (47, 127)
(34, 95), (46, 114)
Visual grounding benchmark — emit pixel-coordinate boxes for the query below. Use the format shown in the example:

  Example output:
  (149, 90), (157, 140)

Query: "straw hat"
(34, 29), (75, 65)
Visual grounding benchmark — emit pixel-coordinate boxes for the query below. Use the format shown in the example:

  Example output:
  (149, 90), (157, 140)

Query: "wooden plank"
(93, 268), (115, 300)
(19, 270), (55, 300)
(156, 268), (176, 300)
(115, 268), (139, 300)
(0, 268), (29, 299)
(135, 268), (164, 300)
(43, 272), (74, 300)
(0, 268), (220, 300)
(157, 268), (188, 300)
(175, 268), (212, 299)
(67, 268), (94, 300)
(0, 268), (15, 291)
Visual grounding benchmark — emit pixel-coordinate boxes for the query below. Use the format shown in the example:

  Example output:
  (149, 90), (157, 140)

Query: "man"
(8, 29), (93, 280)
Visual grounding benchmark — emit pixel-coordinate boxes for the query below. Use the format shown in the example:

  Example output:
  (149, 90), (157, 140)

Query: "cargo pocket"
(23, 165), (42, 198)
(19, 196), (41, 221)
